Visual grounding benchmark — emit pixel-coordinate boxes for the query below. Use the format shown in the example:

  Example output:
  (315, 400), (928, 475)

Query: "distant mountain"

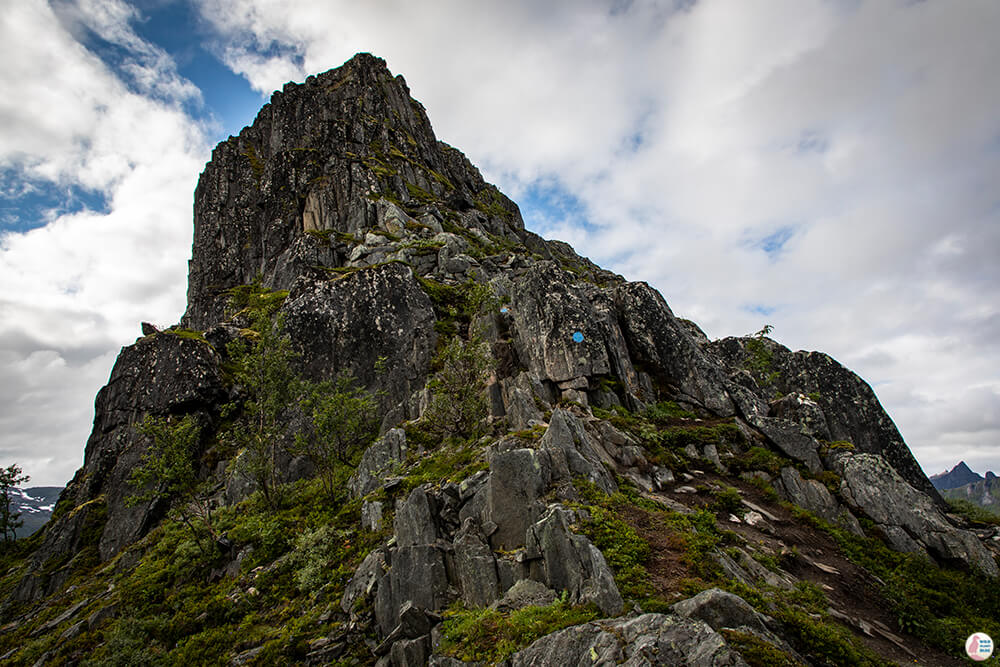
(930, 461), (983, 490)
(11, 486), (62, 538)
(941, 472), (1000, 516)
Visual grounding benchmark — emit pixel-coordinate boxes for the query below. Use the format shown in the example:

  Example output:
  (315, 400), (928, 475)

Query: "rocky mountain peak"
(184, 52), (525, 329)
(930, 460), (984, 490)
(5, 53), (999, 666)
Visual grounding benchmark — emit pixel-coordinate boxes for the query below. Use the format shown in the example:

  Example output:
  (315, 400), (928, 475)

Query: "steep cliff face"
(5, 53), (997, 666)
(184, 52), (522, 329)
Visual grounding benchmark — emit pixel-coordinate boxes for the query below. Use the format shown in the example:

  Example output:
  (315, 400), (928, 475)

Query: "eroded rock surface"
(509, 613), (747, 666)
(832, 452), (999, 576)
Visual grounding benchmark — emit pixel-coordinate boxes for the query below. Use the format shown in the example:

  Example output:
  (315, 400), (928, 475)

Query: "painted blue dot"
(572, 331), (584, 343)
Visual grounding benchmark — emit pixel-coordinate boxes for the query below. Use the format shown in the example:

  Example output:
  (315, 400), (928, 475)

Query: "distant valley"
(11, 487), (62, 538)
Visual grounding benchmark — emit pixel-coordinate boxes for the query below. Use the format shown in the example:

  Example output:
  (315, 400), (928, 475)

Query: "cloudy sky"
(2, 0), (998, 487)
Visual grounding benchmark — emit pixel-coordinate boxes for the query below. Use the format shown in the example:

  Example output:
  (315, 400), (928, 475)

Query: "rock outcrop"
(11, 52), (997, 666)
(508, 613), (747, 666)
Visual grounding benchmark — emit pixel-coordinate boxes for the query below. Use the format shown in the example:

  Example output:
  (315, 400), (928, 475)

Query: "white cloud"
(196, 0), (1000, 476)
(0, 0), (209, 486)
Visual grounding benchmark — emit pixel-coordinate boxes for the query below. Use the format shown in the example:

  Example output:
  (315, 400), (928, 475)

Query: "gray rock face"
(768, 392), (831, 441)
(506, 262), (638, 400)
(832, 452), (998, 575)
(615, 281), (735, 415)
(774, 467), (863, 536)
(536, 409), (617, 496)
(524, 506), (623, 616)
(282, 262), (437, 415)
(754, 419), (823, 473)
(453, 519), (500, 607)
(671, 588), (768, 635)
(376, 545), (448, 635)
(485, 448), (548, 551)
(712, 337), (941, 505)
(509, 613), (747, 666)
(490, 579), (557, 612)
(395, 487), (438, 547)
(349, 428), (408, 497)
(16, 333), (226, 597)
(184, 53), (524, 329)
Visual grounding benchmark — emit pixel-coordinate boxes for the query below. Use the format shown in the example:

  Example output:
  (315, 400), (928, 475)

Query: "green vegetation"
(303, 228), (334, 244)
(744, 325), (781, 388)
(651, 423), (744, 451)
(438, 596), (599, 663)
(569, 475), (899, 666)
(592, 402), (743, 470)
(721, 629), (804, 667)
(164, 328), (207, 342)
(241, 144), (265, 183)
(293, 372), (378, 499)
(395, 436), (489, 496)
(578, 506), (652, 599)
(423, 336), (493, 441)
(417, 276), (497, 339)
(791, 506), (1000, 657)
(128, 415), (219, 553)
(224, 277), (289, 320)
(733, 446), (787, 476)
(29, 476), (383, 667)
(0, 464), (29, 542)
(643, 400), (697, 421)
(224, 312), (300, 509)
(711, 485), (745, 516)
(471, 186), (513, 221)
(946, 498), (1000, 525)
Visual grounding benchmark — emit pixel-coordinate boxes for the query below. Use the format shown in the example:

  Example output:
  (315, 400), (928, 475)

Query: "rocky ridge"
(931, 461), (985, 491)
(1, 53), (997, 666)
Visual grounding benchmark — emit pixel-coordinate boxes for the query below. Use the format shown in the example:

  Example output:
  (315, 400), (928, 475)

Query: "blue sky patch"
(745, 304), (776, 317)
(754, 225), (796, 258)
(130, 0), (264, 139)
(518, 180), (590, 230)
(797, 130), (829, 154)
(0, 174), (110, 233)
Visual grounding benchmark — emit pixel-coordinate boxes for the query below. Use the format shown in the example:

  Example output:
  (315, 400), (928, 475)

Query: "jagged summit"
(931, 460), (984, 490)
(184, 52), (529, 329)
(4, 53), (998, 665)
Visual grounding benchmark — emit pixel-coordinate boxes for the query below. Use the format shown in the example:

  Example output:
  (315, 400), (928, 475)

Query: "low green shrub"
(438, 597), (599, 663)
(578, 506), (652, 599)
(721, 629), (803, 667)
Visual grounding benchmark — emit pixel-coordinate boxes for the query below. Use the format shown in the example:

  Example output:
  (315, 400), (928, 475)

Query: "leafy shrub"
(733, 446), (786, 476)
(578, 506), (653, 599)
(439, 597), (599, 663)
(711, 486), (744, 516)
(643, 401), (697, 421)
(84, 616), (167, 666)
(423, 336), (493, 441)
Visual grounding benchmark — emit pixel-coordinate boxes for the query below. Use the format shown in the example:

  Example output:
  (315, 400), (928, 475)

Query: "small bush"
(711, 486), (744, 516)
(423, 337), (493, 441)
(578, 507), (653, 599)
(439, 597), (599, 663)
(643, 401), (696, 421)
(721, 629), (803, 667)
(733, 446), (786, 476)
